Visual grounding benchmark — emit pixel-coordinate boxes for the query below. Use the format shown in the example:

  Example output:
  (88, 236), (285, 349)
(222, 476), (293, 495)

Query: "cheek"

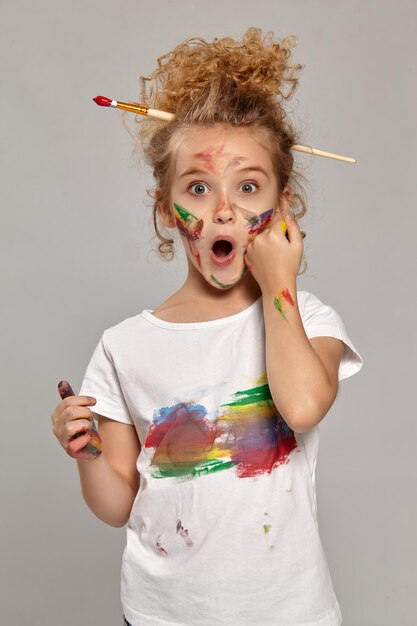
(255, 208), (274, 234)
(173, 202), (205, 241)
(242, 207), (274, 236)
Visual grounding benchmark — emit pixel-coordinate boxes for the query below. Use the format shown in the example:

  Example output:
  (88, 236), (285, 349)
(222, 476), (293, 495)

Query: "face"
(159, 124), (287, 290)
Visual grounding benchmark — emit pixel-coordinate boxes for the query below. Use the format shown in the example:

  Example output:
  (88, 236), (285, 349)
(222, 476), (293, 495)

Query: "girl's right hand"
(51, 380), (103, 461)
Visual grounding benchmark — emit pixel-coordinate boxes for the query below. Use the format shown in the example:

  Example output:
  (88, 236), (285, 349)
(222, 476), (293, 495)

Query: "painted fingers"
(51, 381), (102, 461)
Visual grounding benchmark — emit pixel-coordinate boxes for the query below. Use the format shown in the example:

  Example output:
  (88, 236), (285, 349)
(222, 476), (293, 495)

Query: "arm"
(245, 203), (344, 433)
(262, 279), (344, 433)
(77, 416), (141, 528)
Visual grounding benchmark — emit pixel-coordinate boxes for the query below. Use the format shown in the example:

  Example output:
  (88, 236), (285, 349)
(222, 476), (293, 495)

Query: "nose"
(212, 199), (236, 224)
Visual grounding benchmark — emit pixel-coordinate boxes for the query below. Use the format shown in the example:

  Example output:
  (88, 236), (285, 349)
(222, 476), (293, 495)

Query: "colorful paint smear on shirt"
(145, 379), (297, 480)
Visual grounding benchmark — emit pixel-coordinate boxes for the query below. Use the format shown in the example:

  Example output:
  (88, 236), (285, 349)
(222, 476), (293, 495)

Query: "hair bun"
(139, 27), (304, 115)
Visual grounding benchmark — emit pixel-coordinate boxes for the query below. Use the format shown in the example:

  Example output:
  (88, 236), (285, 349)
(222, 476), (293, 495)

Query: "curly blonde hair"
(124, 27), (308, 274)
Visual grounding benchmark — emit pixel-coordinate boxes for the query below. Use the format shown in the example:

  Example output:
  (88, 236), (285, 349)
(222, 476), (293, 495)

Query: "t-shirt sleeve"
(78, 332), (134, 424)
(301, 291), (363, 382)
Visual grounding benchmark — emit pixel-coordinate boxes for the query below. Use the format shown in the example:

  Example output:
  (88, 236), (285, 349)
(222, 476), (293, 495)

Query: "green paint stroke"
(263, 523), (272, 534)
(273, 296), (287, 319)
(150, 457), (235, 479)
(173, 202), (199, 223)
(211, 266), (248, 289)
(221, 383), (273, 408)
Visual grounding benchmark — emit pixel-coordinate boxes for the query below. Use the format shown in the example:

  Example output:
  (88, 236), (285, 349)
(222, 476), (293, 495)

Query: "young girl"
(51, 28), (363, 626)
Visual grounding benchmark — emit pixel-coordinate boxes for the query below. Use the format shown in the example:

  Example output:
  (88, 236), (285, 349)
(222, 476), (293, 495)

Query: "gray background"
(1, 1), (415, 624)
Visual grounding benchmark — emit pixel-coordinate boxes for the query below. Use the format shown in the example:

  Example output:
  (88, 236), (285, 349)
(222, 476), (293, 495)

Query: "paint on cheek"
(173, 202), (204, 241)
(256, 208), (274, 234)
(194, 249), (201, 268)
(273, 288), (295, 320)
(247, 208), (274, 235)
(233, 204), (274, 235)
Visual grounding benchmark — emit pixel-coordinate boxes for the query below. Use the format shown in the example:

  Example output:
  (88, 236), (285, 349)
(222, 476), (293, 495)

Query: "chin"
(206, 263), (249, 290)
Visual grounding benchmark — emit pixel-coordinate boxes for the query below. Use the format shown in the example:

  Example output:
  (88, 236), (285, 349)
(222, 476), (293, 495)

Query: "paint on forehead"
(173, 202), (204, 241)
(224, 157), (242, 172)
(193, 147), (247, 174)
(210, 265), (249, 289)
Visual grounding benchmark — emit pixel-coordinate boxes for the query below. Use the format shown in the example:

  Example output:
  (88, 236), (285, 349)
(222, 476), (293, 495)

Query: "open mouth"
(211, 240), (234, 258)
(210, 238), (236, 267)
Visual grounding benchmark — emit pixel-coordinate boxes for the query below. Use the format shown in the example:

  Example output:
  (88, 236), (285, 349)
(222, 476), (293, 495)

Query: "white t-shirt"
(79, 290), (363, 626)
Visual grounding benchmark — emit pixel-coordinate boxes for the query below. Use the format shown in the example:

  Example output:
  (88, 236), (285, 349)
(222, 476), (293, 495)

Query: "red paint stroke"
(281, 288), (295, 307)
(194, 248), (201, 268)
(176, 520), (193, 547)
(193, 148), (247, 174)
(156, 536), (168, 555)
(146, 403), (216, 467)
(175, 216), (204, 241)
(233, 433), (296, 478)
(247, 209), (274, 236)
(193, 150), (218, 173)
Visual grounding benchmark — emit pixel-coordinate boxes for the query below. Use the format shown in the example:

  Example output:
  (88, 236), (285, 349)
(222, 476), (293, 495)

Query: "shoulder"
(100, 311), (149, 350)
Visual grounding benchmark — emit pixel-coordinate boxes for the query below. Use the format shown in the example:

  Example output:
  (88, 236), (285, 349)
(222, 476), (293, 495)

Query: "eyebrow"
(237, 166), (269, 177)
(179, 168), (209, 179)
(179, 166), (269, 179)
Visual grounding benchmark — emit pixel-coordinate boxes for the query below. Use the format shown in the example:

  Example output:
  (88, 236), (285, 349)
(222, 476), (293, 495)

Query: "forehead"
(173, 125), (274, 171)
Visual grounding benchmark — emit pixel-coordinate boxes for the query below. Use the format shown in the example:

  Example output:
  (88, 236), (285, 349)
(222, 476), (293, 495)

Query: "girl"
(51, 28), (363, 626)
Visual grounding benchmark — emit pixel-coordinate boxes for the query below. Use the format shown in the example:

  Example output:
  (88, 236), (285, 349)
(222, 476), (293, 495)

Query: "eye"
(189, 182), (209, 195)
(240, 182), (258, 193)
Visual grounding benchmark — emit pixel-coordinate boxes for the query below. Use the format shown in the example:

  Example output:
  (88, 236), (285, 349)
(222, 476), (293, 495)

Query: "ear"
(278, 186), (292, 217)
(155, 188), (176, 229)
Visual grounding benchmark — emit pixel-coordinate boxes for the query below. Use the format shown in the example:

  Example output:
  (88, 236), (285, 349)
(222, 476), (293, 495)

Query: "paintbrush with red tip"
(93, 95), (174, 122)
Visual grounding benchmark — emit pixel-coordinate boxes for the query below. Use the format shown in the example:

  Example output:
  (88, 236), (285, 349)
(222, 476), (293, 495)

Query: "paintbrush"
(93, 95), (356, 164)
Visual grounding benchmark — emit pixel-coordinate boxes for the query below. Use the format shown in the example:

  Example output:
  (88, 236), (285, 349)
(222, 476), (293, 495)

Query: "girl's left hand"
(243, 208), (303, 292)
